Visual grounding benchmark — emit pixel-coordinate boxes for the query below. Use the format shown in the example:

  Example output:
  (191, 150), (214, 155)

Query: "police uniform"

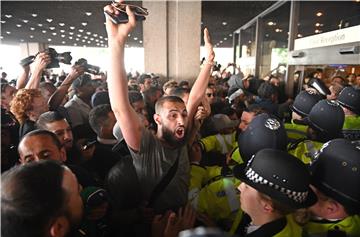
(285, 120), (308, 143)
(305, 139), (360, 237)
(232, 149), (317, 237)
(288, 139), (323, 164)
(337, 86), (360, 141)
(199, 132), (237, 155)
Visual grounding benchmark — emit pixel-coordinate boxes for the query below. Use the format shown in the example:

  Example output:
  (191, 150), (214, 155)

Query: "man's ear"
(154, 114), (161, 126)
(50, 216), (69, 237)
(60, 147), (67, 162)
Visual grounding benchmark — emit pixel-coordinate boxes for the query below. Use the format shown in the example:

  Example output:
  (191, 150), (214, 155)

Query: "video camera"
(75, 58), (100, 75)
(19, 48), (72, 68)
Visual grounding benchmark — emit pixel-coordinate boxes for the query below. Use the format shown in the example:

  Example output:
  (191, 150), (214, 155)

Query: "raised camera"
(75, 58), (100, 75)
(19, 48), (72, 68)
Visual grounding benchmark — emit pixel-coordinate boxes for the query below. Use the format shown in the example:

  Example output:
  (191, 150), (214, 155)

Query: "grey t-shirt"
(129, 128), (190, 212)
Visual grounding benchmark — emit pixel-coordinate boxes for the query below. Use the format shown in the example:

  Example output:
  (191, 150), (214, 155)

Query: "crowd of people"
(1, 3), (360, 237)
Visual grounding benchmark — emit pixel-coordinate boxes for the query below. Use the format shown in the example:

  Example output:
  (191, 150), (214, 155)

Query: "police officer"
(288, 99), (345, 164)
(233, 149), (317, 236)
(304, 138), (360, 236)
(337, 86), (360, 140)
(285, 90), (322, 143)
(189, 113), (288, 232)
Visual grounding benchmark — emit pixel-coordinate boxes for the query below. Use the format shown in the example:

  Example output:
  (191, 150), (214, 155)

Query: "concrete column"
(19, 42), (48, 57)
(143, 1), (201, 83)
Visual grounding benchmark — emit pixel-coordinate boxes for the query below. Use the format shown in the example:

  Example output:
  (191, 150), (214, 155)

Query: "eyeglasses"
(111, 1), (148, 16)
(206, 93), (215, 97)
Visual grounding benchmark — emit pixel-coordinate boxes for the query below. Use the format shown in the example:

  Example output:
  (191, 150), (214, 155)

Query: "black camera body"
(19, 48), (72, 68)
(75, 58), (100, 75)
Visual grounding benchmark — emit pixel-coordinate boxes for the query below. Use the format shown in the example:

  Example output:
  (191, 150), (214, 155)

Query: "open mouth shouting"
(174, 126), (185, 139)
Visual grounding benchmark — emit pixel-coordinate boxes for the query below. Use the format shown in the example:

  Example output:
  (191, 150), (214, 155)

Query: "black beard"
(162, 126), (188, 148)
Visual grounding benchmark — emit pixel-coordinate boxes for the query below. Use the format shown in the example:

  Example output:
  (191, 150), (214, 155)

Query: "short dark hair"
(143, 86), (161, 97)
(89, 104), (113, 136)
(155, 96), (185, 114)
(1, 160), (67, 237)
(128, 90), (144, 104)
(19, 129), (63, 150)
(138, 74), (151, 84)
(257, 82), (277, 99)
(36, 111), (66, 130)
(72, 74), (92, 90)
(169, 87), (190, 99)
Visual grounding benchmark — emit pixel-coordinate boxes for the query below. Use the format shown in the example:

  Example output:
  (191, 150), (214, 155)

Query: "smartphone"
(104, 11), (146, 24)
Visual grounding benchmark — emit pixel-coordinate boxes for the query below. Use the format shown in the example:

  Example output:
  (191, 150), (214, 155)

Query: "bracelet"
(204, 60), (215, 66)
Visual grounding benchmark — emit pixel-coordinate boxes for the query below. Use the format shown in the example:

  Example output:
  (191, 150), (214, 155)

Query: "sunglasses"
(206, 93), (215, 97)
(111, 1), (148, 16)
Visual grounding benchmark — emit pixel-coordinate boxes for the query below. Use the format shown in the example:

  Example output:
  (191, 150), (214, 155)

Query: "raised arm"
(186, 28), (215, 123)
(48, 65), (85, 110)
(25, 52), (51, 89)
(104, 3), (143, 151)
(16, 65), (30, 89)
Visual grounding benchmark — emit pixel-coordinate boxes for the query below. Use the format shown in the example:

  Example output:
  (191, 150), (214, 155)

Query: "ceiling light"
(315, 29), (321, 33)
(76, 38), (80, 41)
(74, 43), (77, 46)
(315, 23), (321, 27)
(23, 20), (29, 23)
(42, 30), (47, 33)
(38, 23), (43, 27)
(49, 27), (55, 30)
(60, 30), (65, 33)
(316, 12), (323, 17)
(267, 21), (276, 26)
(275, 28), (283, 33)
(93, 34), (98, 37)
(224, 37), (227, 40)
(86, 32), (91, 35)
(85, 12), (92, 16)
(6, 31), (11, 34)
(297, 34), (303, 37)
(87, 41), (91, 44)
(229, 34), (233, 37)
(128, 34), (131, 37)
(31, 13), (38, 17)
(96, 43), (100, 46)
(84, 36), (88, 39)
(16, 24), (22, 27)
(265, 34), (269, 37)
(222, 22), (227, 26)
(81, 22), (88, 26)
(1, 20), (6, 24)
(134, 37), (138, 40)
(220, 40), (223, 43)
(69, 36), (73, 39)
(104, 38), (108, 40)
(20, 39), (24, 42)
(30, 27), (35, 31)
(69, 32), (74, 35)
(77, 34), (82, 37)
(52, 32), (57, 36)
(46, 18), (53, 23)
(100, 41), (104, 44)
(82, 39), (86, 42)
(79, 29), (84, 32)
(70, 26), (75, 30)
(61, 35), (65, 38)
(30, 35), (34, 38)
(48, 38), (52, 41)
(99, 36), (103, 39)
(59, 23), (65, 26)
(5, 14), (12, 18)
(90, 37), (94, 40)
(139, 40), (143, 43)
(0, 36), (3, 40)
(248, 40), (252, 43)
(62, 41), (66, 44)
(95, 39), (99, 42)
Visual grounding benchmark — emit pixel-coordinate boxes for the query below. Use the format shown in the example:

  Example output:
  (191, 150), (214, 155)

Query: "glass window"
(259, 2), (290, 79)
(297, 1), (360, 38)
(238, 23), (256, 76)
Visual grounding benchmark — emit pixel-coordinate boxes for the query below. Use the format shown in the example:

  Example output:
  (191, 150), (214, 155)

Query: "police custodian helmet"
(311, 138), (360, 213)
(291, 90), (322, 118)
(237, 113), (288, 162)
(337, 86), (360, 115)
